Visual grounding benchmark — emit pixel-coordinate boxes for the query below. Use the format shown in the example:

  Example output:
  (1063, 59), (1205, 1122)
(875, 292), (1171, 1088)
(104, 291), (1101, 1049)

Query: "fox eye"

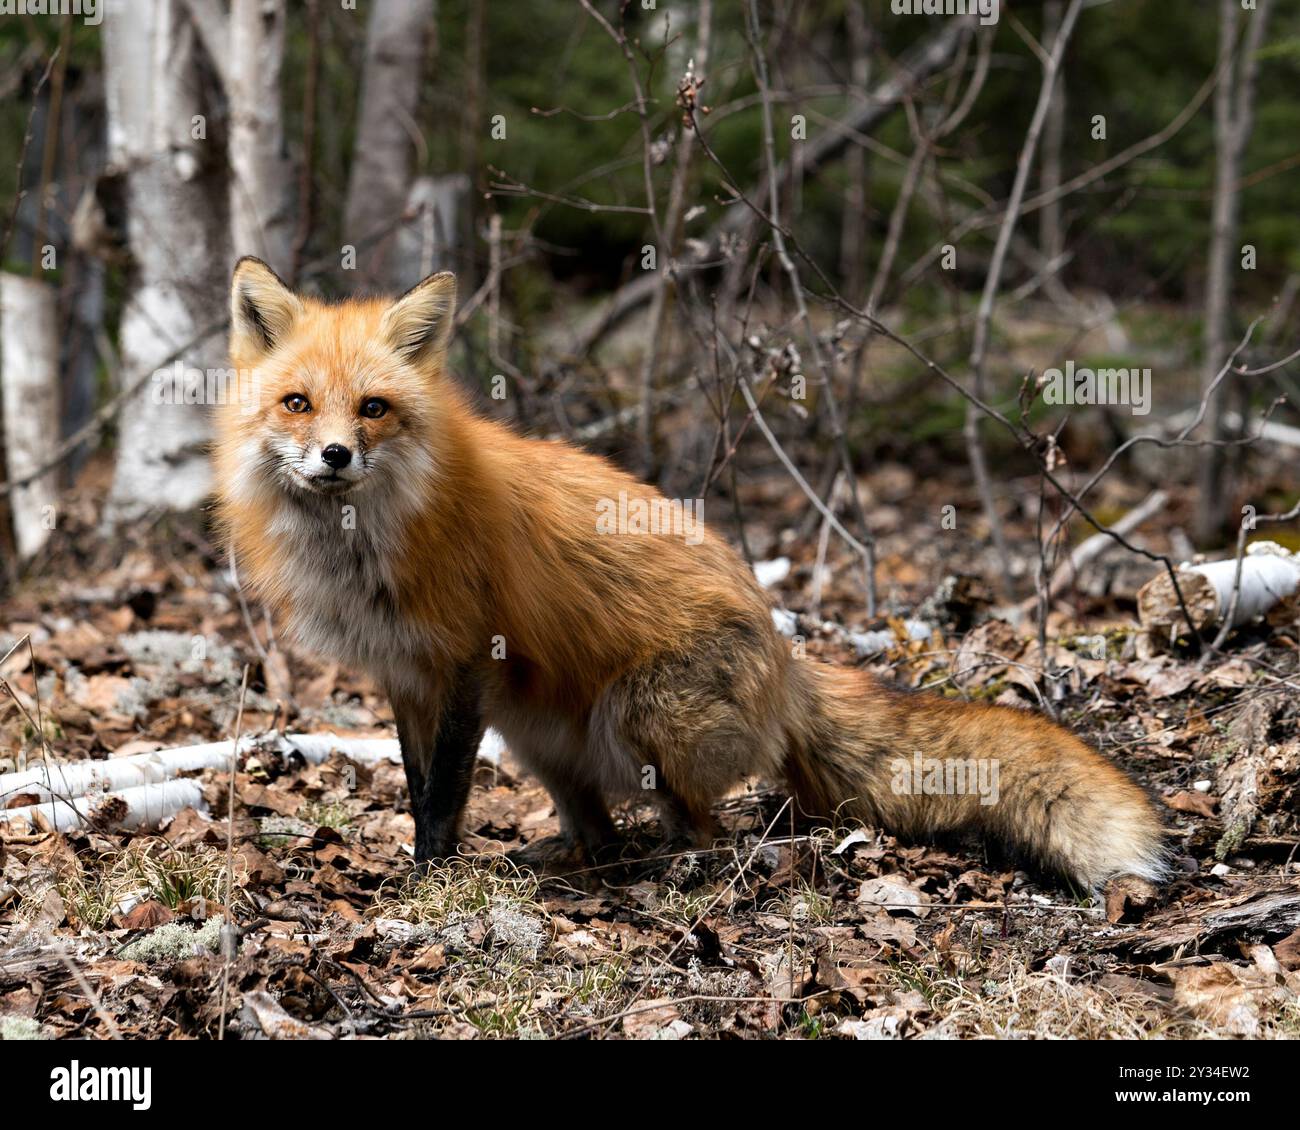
(360, 397), (388, 419)
(283, 394), (311, 413)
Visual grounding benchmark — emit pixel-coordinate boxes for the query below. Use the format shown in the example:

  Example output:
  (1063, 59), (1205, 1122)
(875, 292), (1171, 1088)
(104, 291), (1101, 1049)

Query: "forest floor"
(1, 456), (1299, 1040)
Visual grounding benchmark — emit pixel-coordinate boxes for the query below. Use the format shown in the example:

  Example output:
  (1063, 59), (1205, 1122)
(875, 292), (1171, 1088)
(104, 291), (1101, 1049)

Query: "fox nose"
(321, 443), (352, 470)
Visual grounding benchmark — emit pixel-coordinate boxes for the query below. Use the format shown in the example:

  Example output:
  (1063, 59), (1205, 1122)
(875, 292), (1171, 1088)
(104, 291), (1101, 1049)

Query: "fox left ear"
(381, 271), (457, 365)
(230, 257), (303, 354)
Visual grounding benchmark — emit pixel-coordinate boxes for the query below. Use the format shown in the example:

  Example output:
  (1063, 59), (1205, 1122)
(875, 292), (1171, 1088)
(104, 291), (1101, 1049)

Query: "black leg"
(392, 670), (483, 862)
(553, 780), (619, 859)
(656, 787), (717, 849)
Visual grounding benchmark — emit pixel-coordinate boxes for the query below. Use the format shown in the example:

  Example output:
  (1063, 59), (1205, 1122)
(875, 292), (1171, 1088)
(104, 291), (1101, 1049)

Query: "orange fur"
(214, 260), (1168, 890)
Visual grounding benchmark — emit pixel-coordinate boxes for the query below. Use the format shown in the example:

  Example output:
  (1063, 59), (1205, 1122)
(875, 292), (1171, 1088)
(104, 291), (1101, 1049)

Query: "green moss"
(0, 1015), (44, 1040)
(118, 917), (223, 963)
(1215, 818), (1249, 861)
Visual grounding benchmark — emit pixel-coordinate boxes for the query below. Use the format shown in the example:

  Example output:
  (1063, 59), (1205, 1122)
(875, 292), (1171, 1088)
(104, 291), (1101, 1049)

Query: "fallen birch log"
(1163, 408), (1300, 451)
(0, 728), (506, 832)
(1, 779), (207, 834)
(1137, 541), (1300, 636)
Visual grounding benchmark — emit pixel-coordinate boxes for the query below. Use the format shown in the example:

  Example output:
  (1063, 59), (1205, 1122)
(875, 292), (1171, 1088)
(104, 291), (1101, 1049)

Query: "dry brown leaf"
(1272, 927), (1300, 972)
(241, 989), (333, 1039)
(622, 999), (688, 1040)
(836, 1005), (912, 1040)
(952, 620), (1024, 687)
(118, 900), (175, 930)
(1121, 659), (1196, 699)
(1167, 962), (1294, 1038)
(857, 875), (930, 918)
(1164, 790), (1218, 818)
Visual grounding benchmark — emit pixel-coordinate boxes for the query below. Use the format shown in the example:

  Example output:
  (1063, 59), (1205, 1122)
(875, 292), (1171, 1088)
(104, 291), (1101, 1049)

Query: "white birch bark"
(0, 272), (60, 558)
(101, 0), (229, 520)
(227, 0), (293, 272)
(393, 173), (469, 290)
(0, 729), (507, 833)
(342, 0), (436, 290)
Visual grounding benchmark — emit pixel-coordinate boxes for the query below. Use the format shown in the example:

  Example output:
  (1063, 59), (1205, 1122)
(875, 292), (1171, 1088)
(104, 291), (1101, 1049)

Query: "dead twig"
(742, 0), (878, 615)
(964, 0), (1084, 596)
(218, 664), (251, 1041)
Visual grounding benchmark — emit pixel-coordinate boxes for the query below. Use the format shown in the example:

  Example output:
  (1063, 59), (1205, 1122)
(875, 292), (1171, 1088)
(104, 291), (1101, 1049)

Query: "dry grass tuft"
(902, 961), (1289, 1040)
(22, 838), (241, 929)
(371, 856), (541, 928)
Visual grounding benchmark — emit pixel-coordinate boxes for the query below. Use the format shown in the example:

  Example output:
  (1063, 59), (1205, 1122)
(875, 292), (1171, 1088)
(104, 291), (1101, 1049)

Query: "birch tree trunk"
(182, 0), (293, 272)
(342, 0), (436, 291)
(0, 273), (60, 559)
(102, 0), (229, 520)
(228, 0), (293, 273)
(1195, 0), (1272, 546)
(393, 173), (469, 290)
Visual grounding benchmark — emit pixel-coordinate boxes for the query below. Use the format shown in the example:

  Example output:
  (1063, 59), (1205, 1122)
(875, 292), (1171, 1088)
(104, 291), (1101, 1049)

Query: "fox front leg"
(392, 672), (484, 862)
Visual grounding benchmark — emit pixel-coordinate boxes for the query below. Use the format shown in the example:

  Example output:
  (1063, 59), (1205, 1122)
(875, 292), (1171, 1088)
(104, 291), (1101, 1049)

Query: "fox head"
(218, 257), (456, 503)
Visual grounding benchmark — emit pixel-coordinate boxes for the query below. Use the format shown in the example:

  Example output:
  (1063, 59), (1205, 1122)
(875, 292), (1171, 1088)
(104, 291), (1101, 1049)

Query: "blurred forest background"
(1, 0), (1298, 582)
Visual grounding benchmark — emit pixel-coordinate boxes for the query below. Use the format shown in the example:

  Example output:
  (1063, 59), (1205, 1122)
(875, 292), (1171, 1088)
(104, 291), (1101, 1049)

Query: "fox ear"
(230, 257), (302, 354)
(380, 271), (457, 365)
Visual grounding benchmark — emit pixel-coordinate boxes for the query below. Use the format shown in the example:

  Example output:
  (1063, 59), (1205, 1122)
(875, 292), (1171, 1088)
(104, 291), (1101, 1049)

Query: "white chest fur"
(268, 494), (434, 696)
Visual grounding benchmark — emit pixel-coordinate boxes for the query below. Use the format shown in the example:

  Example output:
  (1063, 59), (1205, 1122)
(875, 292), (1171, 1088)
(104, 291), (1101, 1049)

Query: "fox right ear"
(230, 257), (302, 353)
(380, 271), (457, 366)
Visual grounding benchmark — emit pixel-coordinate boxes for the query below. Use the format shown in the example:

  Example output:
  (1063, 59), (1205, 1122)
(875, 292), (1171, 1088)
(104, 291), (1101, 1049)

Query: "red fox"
(215, 258), (1168, 892)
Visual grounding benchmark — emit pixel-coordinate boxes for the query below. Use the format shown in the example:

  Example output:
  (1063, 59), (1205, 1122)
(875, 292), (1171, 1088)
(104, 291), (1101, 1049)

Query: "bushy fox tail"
(783, 663), (1169, 891)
